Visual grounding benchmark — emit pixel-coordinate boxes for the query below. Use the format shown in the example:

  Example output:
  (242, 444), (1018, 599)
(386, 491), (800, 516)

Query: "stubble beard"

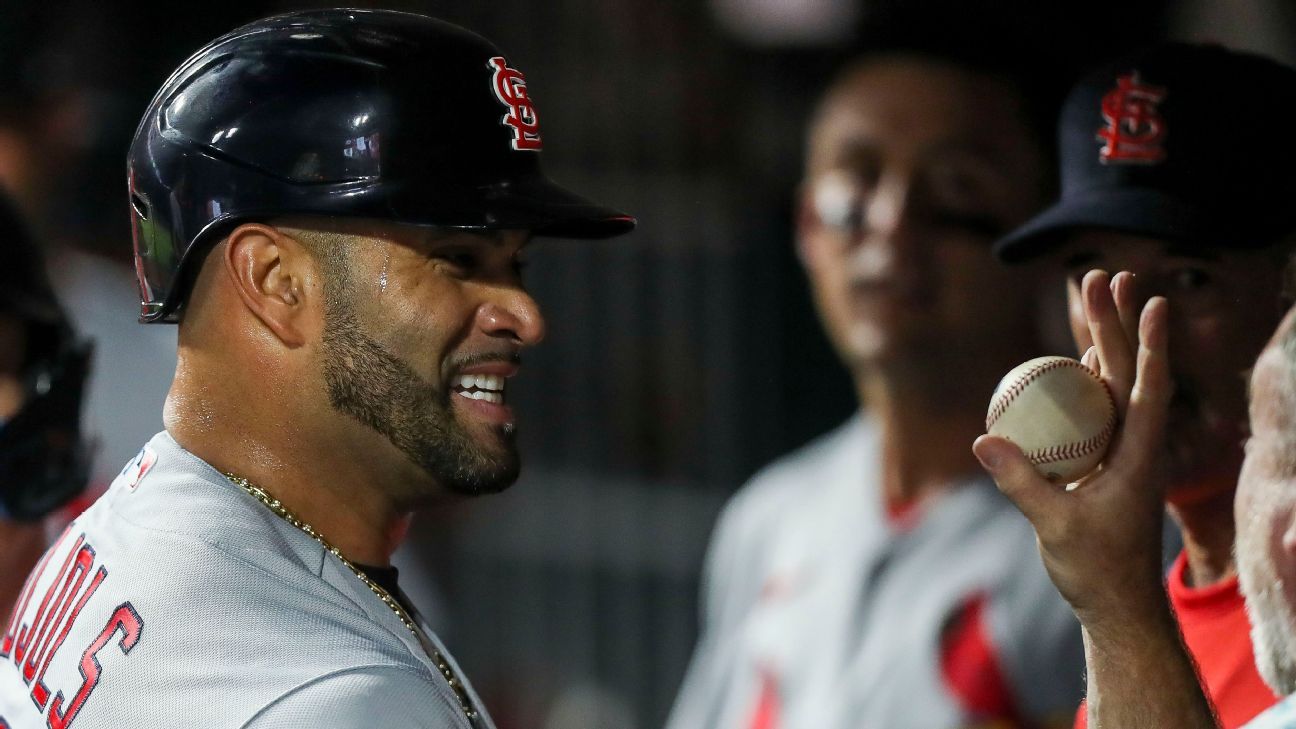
(319, 298), (520, 499)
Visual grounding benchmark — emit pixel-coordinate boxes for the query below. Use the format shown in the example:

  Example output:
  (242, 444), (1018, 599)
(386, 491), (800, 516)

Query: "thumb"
(974, 435), (1065, 524)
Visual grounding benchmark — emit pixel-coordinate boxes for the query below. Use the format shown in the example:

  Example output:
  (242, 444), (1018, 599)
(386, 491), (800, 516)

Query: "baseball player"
(989, 43), (1296, 728)
(0, 190), (91, 615)
(666, 37), (1084, 729)
(0, 10), (632, 728)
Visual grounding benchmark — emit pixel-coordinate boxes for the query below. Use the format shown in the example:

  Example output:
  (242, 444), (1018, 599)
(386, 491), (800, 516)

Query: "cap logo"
(488, 56), (542, 151)
(1097, 72), (1168, 165)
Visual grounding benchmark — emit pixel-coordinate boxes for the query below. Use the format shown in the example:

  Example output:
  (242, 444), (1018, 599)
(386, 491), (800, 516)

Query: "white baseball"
(986, 356), (1116, 483)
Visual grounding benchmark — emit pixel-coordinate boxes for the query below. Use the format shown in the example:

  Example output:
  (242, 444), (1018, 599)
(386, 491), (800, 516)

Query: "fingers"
(1109, 297), (1173, 464)
(1081, 345), (1100, 377)
(1083, 270), (1136, 413)
(974, 435), (1065, 526)
(1111, 271), (1141, 351)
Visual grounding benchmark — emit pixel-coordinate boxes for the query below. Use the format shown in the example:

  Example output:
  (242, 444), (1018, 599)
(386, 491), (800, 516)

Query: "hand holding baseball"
(974, 270), (1172, 625)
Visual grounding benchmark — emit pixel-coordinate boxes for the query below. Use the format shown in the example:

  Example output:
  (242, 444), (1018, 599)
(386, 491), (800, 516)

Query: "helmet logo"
(1096, 72), (1168, 165)
(488, 56), (543, 151)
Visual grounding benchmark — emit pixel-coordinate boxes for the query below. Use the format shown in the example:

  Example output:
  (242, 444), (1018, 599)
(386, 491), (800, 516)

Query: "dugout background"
(0, 1), (1292, 727)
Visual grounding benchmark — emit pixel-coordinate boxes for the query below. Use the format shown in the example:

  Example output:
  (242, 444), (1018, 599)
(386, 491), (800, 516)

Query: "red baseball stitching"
(987, 357), (1116, 472)
(987, 358), (1087, 429)
(1025, 416), (1116, 464)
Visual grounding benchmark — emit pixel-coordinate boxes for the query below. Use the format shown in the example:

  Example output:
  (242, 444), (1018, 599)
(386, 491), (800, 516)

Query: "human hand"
(974, 270), (1173, 627)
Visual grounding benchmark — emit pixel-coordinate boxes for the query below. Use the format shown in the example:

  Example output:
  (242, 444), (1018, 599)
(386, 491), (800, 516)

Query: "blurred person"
(991, 43), (1296, 728)
(0, 10), (632, 728)
(666, 40), (1084, 729)
(0, 8), (179, 497)
(0, 191), (90, 616)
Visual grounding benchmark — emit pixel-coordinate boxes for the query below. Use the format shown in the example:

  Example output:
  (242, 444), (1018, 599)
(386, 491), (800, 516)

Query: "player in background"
(0, 10), (632, 728)
(0, 190), (90, 617)
(991, 43), (1296, 728)
(666, 33), (1084, 729)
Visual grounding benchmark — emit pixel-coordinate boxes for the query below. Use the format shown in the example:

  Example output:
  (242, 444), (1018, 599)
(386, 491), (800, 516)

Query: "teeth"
(454, 374), (504, 392)
(459, 390), (503, 404)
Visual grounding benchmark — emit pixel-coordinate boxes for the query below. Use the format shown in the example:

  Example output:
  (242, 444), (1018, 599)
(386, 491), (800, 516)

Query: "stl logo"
(488, 56), (543, 151)
(1096, 72), (1169, 164)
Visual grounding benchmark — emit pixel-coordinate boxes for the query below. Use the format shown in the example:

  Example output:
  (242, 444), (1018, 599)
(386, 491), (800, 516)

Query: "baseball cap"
(994, 43), (1296, 262)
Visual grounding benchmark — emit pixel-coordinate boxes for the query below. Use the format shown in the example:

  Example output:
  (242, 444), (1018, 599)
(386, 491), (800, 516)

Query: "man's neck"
(1169, 488), (1238, 588)
(165, 379), (413, 566)
(860, 374), (987, 506)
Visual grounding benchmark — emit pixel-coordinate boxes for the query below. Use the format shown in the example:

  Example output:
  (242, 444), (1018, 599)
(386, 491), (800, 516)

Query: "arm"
(974, 270), (1216, 729)
(1081, 605), (1215, 729)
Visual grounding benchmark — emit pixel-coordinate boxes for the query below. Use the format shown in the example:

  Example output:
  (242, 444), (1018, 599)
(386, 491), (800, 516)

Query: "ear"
(794, 183), (822, 269)
(222, 223), (314, 348)
(1280, 507), (1296, 561)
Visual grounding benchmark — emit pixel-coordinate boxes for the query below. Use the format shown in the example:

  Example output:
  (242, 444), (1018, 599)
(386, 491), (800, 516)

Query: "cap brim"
(993, 188), (1224, 263)
(480, 175), (636, 239)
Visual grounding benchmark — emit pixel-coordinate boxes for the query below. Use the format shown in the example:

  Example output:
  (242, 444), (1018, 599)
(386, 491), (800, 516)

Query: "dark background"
(1, 1), (1292, 727)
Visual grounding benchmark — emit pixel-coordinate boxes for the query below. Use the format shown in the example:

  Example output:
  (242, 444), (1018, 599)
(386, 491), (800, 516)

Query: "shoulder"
(4, 438), (444, 727)
(242, 665), (473, 728)
(696, 416), (873, 618)
(717, 414), (872, 544)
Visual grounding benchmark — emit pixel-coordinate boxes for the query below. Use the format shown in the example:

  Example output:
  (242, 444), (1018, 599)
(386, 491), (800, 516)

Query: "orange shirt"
(1074, 552), (1279, 729)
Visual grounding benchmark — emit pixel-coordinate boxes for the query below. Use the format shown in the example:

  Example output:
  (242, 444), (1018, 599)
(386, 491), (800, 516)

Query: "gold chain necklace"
(224, 473), (480, 723)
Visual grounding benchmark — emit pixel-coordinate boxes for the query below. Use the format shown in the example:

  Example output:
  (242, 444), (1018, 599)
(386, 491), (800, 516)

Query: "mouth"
(452, 373), (507, 405)
(448, 359), (519, 427)
(848, 278), (934, 308)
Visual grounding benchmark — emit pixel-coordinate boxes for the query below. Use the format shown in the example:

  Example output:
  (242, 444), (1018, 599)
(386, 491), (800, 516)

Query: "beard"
(1237, 512), (1296, 695)
(318, 298), (520, 498)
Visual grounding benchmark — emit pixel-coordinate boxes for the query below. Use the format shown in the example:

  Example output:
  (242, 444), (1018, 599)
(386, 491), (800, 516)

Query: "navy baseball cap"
(994, 43), (1296, 262)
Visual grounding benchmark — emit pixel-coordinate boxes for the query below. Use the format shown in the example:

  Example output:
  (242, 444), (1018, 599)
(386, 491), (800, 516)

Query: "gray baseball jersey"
(667, 414), (1085, 729)
(0, 432), (494, 728)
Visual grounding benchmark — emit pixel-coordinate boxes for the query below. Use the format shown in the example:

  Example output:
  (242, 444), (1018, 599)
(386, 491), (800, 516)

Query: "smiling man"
(0, 10), (631, 729)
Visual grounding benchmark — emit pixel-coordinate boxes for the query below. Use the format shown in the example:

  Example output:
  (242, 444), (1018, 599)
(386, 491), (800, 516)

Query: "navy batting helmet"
(127, 9), (635, 323)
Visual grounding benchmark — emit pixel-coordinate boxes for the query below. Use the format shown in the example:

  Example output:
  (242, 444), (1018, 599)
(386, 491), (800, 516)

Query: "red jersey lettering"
(13, 536), (84, 667)
(48, 603), (143, 729)
(30, 567), (107, 711)
(1, 526), (76, 660)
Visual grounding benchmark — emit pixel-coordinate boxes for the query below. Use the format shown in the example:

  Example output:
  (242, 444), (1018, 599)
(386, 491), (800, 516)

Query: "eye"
(924, 209), (1004, 239)
(1168, 266), (1212, 292)
(433, 248), (481, 273)
(811, 173), (866, 233)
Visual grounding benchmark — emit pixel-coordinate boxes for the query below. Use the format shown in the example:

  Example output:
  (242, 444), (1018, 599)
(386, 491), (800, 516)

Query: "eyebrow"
(425, 229), (525, 247)
(1062, 251), (1101, 270)
(1162, 244), (1222, 262)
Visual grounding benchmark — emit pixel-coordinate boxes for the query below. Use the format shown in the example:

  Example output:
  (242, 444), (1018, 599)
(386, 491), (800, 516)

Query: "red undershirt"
(1073, 552), (1279, 729)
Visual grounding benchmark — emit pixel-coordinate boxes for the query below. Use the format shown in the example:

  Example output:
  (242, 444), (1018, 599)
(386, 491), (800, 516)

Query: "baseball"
(986, 356), (1117, 483)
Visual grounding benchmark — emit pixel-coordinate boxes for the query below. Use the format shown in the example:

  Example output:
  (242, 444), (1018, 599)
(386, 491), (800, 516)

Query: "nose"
(855, 176), (924, 274)
(479, 286), (546, 347)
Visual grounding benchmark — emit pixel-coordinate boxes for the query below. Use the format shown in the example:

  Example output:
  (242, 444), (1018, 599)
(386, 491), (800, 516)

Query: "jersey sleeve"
(241, 665), (472, 729)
